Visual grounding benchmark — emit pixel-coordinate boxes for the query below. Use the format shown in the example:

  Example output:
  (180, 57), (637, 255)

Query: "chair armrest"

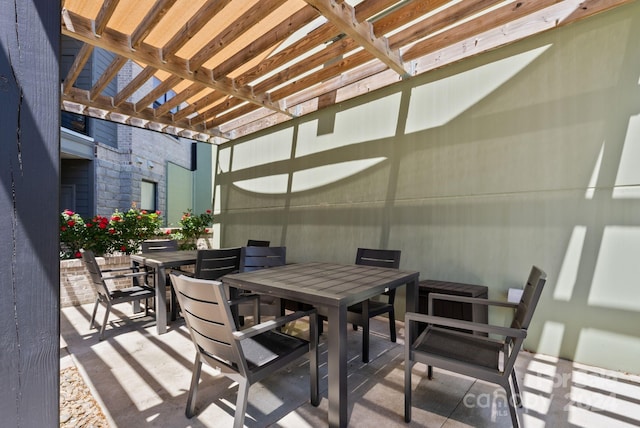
(405, 312), (527, 338)
(103, 266), (138, 273)
(103, 270), (148, 280)
(228, 293), (259, 307)
(233, 309), (317, 340)
(427, 292), (518, 314)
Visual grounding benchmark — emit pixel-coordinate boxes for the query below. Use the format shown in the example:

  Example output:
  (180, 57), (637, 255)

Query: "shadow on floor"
(60, 304), (640, 427)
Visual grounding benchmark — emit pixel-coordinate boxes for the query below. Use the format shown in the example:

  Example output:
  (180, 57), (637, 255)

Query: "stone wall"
(60, 255), (133, 307)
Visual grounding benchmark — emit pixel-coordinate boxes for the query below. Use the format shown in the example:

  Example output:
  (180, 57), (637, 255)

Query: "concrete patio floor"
(60, 303), (640, 427)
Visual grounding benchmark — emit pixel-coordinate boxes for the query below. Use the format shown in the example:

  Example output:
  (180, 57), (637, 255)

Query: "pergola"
(1, 0), (636, 426)
(60, 0), (632, 144)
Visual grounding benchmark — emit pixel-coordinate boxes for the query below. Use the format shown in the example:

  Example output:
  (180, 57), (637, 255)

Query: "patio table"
(130, 250), (197, 334)
(222, 262), (420, 428)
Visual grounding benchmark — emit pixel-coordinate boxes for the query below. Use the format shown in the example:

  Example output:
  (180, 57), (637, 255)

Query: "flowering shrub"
(60, 208), (163, 259)
(171, 209), (214, 250)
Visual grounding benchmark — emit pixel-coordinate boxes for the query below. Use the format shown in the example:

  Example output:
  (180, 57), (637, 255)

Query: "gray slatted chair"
(195, 247), (258, 325)
(195, 247), (241, 280)
(348, 248), (401, 363)
(81, 249), (155, 340)
(138, 239), (182, 320)
(238, 246), (287, 321)
(404, 266), (547, 428)
(246, 239), (270, 247)
(171, 274), (319, 428)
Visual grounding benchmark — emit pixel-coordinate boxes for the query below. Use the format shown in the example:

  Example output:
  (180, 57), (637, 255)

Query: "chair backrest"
(355, 248), (401, 269)
(170, 274), (247, 374)
(80, 249), (112, 300)
(355, 248), (401, 301)
(240, 246), (286, 272)
(246, 239), (270, 247)
(141, 239), (178, 253)
(195, 248), (241, 279)
(510, 266), (547, 331)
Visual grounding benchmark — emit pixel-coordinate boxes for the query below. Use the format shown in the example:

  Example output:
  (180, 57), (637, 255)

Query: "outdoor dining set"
(80, 241), (546, 428)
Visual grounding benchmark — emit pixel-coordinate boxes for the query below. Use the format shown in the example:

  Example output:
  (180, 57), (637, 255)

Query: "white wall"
(215, 3), (640, 374)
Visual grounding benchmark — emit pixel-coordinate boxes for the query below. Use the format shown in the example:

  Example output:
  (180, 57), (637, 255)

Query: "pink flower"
(120, 245), (127, 252)
(67, 220), (75, 227)
(206, 209), (212, 214)
(64, 209), (74, 216)
(74, 252), (82, 258)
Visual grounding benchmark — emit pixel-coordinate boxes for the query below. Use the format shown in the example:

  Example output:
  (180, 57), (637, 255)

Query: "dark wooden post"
(0, 1), (60, 426)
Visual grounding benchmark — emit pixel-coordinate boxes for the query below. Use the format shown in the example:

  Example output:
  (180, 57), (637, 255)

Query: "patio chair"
(238, 246), (287, 321)
(194, 247), (258, 324)
(170, 274), (319, 428)
(347, 248), (401, 363)
(138, 239), (182, 320)
(404, 265), (547, 428)
(81, 249), (155, 340)
(195, 247), (241, 278)
(246, 239), (270, 247)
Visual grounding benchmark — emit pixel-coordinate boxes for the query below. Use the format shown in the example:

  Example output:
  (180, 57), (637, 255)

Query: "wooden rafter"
(303, 0), (408, 76)
(59, 0), (635, 144)
(90, 55), (127, 101)
(61, 9), (291, 117)
(130, 0), (178, 49)
(114, 66), (157, 107)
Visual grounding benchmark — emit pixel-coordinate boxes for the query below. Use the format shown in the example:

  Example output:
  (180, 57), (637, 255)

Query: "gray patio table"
(130, 250), (197, 334)
(222, 261), (420, 428)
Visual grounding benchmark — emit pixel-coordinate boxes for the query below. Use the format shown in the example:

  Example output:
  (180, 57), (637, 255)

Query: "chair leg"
(90, 299), (100, 330)
(99, 304), (111, 341)
(389, 309), (396, 342)
(511, 368), (523, 407)
(233, 379), (250, 428)
(404, 354), (413, 422)
(503, 381), (521, 428)
(185, 355), (202, 418)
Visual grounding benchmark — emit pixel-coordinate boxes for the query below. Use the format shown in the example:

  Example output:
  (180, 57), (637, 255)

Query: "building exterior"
(60, 35), (208, 225)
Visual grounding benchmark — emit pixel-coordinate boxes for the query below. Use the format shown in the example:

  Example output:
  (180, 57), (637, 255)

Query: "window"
(141, 180), (157, 212)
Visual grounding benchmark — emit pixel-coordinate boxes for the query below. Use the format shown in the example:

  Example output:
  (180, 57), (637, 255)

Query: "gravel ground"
(60, 366), (110, 427)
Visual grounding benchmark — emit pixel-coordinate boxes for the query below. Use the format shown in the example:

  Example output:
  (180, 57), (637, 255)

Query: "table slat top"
(223, 262), (419, 308)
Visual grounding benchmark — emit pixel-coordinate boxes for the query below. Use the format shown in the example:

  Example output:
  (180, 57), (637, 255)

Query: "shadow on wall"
(214, 4), (640, 373)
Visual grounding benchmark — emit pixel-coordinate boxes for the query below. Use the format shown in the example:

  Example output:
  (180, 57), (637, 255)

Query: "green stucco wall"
(215, 3), (640, 374)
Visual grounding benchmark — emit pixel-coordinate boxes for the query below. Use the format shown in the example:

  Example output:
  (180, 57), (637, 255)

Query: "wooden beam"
(253, 37), (359, 94)
(234, 21), (340, 87)
(402, 0), (562, 61)
(90, 55), (128, 101)
(131, 0), (178, 48)
(62, 43), (93, 95)
(213, 5), (319, 79)
(94, 0), (120, 36)
(372, 0), (451, 37)
(161, 0), (234, 58)
(62, 10), (291, 116)
(304, 0), (408, 76)
(135, 75), (182, 112)
(62, 87), (228, 139)
(270, 48), (374, 101)
(154, 82), (207, 117)
(114, 65), (157, 107)
(172, 90), (227, 121)
(187, 0), (288, 71)
(233, 0), (401, 87)
(387, 0), (505, 49)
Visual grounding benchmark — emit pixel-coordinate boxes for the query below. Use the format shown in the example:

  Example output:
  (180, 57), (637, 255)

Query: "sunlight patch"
(405, 45), (551, 133)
